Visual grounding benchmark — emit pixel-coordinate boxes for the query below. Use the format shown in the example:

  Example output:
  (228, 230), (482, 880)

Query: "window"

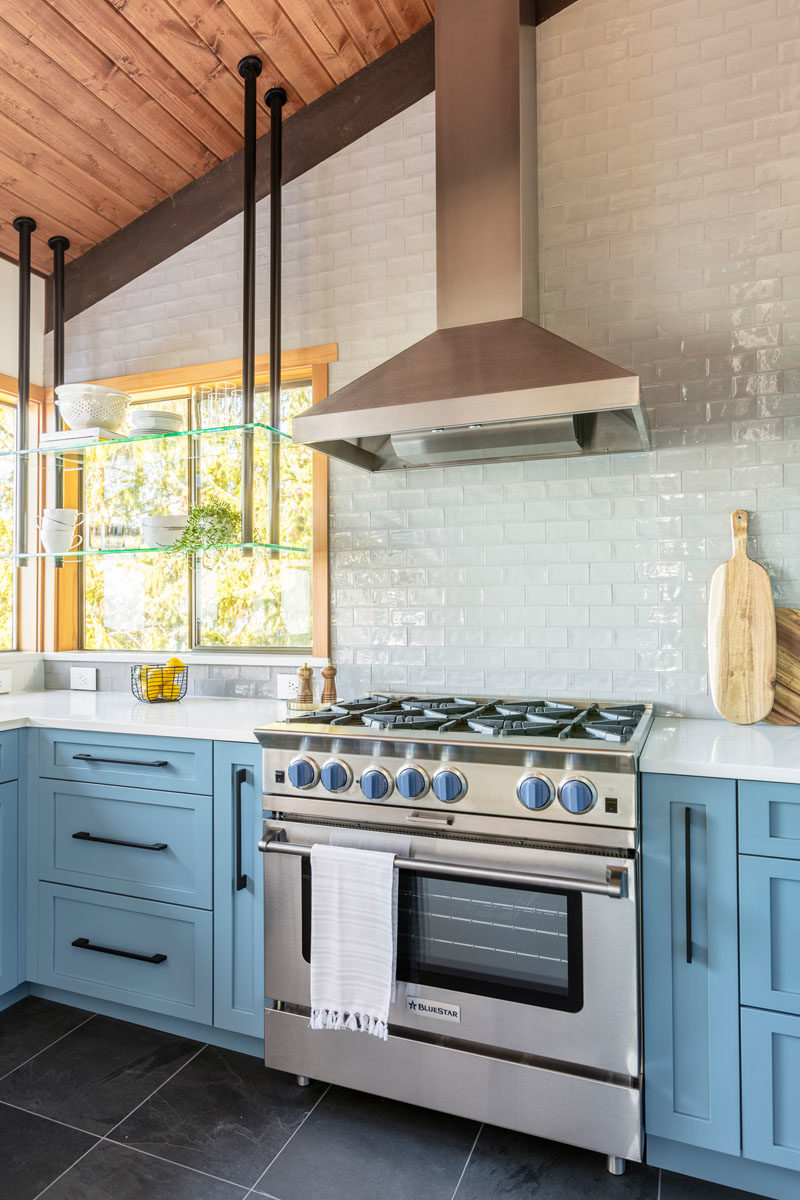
(56, 348), (333, 655)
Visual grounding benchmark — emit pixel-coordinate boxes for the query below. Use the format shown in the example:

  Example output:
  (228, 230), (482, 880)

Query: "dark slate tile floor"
(0, 997), (770, 1200)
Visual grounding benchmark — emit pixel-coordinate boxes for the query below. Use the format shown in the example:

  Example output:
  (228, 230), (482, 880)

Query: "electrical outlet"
(70, 667), (97, 691)
(276, 673), (301, 700)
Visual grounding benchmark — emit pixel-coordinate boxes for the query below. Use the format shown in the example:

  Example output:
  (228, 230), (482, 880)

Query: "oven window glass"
(301, 863), (583, 1012)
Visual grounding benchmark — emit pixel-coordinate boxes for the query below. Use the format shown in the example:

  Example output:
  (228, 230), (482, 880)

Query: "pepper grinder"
(321, 660), (337, 705)
(297, 662), (314, 706)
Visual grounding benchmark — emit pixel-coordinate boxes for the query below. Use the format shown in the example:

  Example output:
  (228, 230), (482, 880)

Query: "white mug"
(43, 508), (83, 528)
(36, 513), (82, 554)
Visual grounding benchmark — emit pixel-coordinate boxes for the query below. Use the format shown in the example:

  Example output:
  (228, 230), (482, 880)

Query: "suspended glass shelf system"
(7, 422), (312, 562)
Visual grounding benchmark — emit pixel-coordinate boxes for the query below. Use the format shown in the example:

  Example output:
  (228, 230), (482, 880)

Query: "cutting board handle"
(731, 509), (749, 556)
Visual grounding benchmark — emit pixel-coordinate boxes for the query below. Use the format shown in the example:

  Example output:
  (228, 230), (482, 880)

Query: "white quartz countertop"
(0, 691), (281, 743)
(641, 716), (800, 784)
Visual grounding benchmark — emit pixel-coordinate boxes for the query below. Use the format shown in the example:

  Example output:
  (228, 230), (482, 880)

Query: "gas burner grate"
(282, 694), (648, 743)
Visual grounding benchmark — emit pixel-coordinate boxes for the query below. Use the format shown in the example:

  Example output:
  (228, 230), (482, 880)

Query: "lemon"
(160, 664), (182, 701)
(166, 656), (185, 669)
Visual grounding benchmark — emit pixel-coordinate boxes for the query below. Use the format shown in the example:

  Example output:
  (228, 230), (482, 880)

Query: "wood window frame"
(49, 344), (336, 658)
(0, 374), (45, 652)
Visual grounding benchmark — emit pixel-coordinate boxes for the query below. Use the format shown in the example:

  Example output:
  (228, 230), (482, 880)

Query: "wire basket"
(131, 664), (188, 703)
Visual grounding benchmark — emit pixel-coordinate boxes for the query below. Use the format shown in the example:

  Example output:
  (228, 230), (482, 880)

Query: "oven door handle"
(258, 830), (628, 899)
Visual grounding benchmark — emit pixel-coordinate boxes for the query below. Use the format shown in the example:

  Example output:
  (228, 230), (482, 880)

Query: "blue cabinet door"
(0, 781), (19, 997)
(213, 742), (263, 1039)
(740, 855), (800, 1017)
(742, 1007), (800, 1171)
(739, 781), (800, 860)
(642, 773), (740, 1154)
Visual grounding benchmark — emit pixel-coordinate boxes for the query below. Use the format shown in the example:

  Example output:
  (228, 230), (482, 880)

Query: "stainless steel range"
(256, 695), (654, 1176)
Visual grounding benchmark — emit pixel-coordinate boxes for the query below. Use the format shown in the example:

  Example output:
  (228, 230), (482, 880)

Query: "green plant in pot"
(172, 499), (240, 556)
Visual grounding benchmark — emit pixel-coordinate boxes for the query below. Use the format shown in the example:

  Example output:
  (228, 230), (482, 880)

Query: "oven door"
(262, 815), (640, 1078)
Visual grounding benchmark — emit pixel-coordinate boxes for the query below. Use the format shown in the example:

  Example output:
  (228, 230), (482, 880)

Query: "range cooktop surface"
(276, 694), (652, 750)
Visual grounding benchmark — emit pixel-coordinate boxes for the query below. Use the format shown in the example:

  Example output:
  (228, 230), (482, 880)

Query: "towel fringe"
(310, 1009), (388, 1041)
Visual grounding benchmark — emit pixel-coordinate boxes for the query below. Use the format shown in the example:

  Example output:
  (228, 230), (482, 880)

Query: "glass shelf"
(0, 420), (290, 459)
(3, 541), (309, 562)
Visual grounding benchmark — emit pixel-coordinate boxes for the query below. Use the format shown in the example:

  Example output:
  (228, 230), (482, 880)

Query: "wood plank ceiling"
(0, 0), (434, 275)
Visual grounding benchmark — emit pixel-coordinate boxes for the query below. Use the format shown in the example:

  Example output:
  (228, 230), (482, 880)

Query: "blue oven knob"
(360, 766), (393, 800)
(287, 756), (319, 790)
(396, 766), (429, 799)
(558, 777), (597, 815)
(432, 767), (467, 804)
(321, 759), (353, 793)
(517, 774), (554, 811)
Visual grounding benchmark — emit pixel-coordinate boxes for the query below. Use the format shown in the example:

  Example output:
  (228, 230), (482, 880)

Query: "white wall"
(61, 0), (800, 717)
(0, 259), (45, 387)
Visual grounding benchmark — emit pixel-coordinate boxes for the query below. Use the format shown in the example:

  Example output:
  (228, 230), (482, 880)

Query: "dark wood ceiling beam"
(54, 20), (435, 328)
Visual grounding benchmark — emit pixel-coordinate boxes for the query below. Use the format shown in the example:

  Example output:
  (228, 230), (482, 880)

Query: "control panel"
(267, 747), (636, 829)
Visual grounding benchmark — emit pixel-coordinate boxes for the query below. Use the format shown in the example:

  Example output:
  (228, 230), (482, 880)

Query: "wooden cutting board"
(708, 509), (776, 724)
(765, 608), (800, 725)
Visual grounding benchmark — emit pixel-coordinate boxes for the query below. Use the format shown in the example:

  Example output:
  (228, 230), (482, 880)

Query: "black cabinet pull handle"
(72, 831), (168, 852)
(684, 806), (693, 964)
(71, 937), (166, 965)
(235, 766), (248, 891)
(73, 754), (169, 768)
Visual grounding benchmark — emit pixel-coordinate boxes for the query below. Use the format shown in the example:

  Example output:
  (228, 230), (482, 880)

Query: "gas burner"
(466, 717), (567, 737)
(584, 721), (638, 742)
(362, 711), (444, 730)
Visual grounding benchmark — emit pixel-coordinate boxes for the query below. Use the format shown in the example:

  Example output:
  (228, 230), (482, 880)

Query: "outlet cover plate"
(276, 673), (301, 700)
(70, 667), (97, 691)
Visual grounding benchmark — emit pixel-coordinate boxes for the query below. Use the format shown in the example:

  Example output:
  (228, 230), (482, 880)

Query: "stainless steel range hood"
(292, 0), (649, 471)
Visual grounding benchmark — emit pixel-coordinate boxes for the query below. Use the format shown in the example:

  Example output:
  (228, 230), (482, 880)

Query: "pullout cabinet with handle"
(643, 772), (800, 1200)
(0, 727), (264, 1055)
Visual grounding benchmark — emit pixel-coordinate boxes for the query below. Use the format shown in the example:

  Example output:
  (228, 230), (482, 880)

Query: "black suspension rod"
(13, 216), (35, 565)
(238, 55), (262, 555)
(265, 85), (287, 552)
(48, 235), (69, 512)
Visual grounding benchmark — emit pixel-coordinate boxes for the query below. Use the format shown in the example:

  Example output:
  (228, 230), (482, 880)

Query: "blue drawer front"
(35, 779), (212, 909)
(740, 854), (800, 1017)
(0, 730), (19, 785)
(742, 1006), (800, 1171)
(36, 729), (212, 794)
(739, 781), (800, 859)
(36, 882), (212, 1023)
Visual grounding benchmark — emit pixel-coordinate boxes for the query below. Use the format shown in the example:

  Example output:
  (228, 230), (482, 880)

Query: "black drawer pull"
(684, 806), (693, 965)
(72, 831), (168, 852)
(73, 754), (169, 768)
(235, 766), (248, 891)
(71, 937), (166, 965)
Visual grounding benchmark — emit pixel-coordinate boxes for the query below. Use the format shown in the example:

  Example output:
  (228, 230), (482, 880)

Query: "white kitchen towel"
(309, 843), (400, 1040)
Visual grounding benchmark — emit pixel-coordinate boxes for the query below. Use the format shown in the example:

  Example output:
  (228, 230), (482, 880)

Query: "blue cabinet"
(35, 729), (212, 794)
(740, 855), (800, 1017)
(213, 743), (263, 1039)
(739, 782), (800, 859)
(34, 778), (213, 908)
(36, 881), (212, 1023)
(642, 773), (740, 1154)
(0, 779), (19, 997)
(742, 1007), (800, 1172)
